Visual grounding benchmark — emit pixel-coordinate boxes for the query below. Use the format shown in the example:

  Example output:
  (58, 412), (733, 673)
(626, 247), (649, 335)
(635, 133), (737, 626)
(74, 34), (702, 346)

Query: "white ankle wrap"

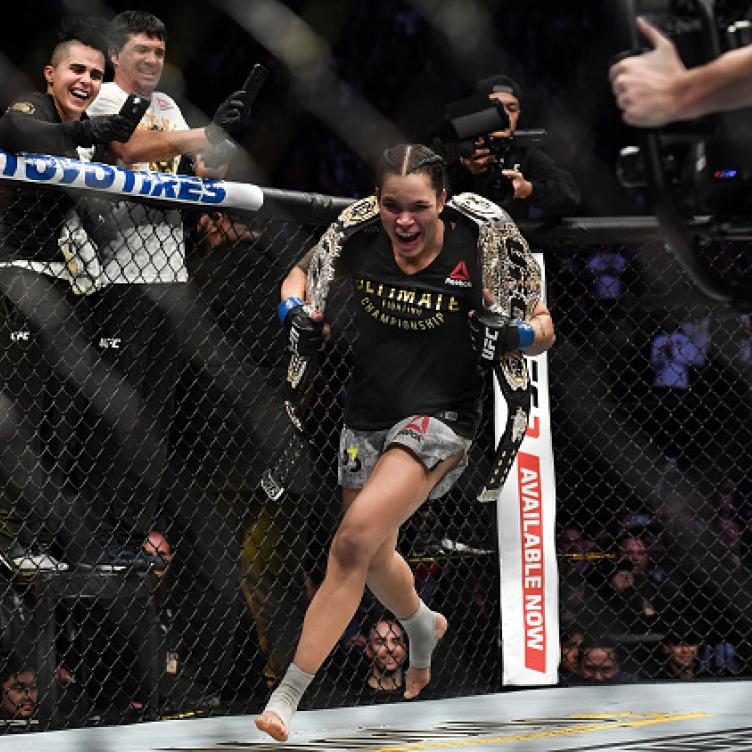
(399, 601), (439, 670)
(264, 663), (314, 727)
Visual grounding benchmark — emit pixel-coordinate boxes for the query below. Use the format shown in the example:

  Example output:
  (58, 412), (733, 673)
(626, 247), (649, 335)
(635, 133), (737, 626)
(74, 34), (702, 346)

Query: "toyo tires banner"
(0, 149), (264, 211)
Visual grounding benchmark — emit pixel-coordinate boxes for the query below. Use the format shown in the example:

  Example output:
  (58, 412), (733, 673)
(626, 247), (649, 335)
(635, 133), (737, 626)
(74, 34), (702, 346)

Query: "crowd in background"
(549, 241), (752, 685)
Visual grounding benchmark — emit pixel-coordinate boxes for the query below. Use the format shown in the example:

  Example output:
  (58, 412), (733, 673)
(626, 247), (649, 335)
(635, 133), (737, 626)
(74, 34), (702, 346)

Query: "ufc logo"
(98, 337), (122, 349)
(289, 328), (300, 353)
(482, 328), (498, 360)
(10, 330), (30, 342)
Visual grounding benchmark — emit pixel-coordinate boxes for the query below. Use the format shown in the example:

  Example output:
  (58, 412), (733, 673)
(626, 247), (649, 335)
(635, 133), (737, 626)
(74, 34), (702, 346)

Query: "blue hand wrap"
(278, 296), (305, 324)
(516, 321), (535, 350)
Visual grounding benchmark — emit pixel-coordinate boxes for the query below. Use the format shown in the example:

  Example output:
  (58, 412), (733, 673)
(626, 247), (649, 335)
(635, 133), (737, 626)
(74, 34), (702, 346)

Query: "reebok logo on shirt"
(445, 260), (472, 288)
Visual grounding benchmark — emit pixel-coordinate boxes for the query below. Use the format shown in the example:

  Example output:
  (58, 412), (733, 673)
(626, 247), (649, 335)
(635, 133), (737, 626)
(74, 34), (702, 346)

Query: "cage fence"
(0, 172), (750, 733)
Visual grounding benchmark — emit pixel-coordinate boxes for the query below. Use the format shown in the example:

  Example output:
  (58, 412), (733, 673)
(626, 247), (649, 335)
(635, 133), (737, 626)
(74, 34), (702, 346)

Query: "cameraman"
(441, 75), (580, 221)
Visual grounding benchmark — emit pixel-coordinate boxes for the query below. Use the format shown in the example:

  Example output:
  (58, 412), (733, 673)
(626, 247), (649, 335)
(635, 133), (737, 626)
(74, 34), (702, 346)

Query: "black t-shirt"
(340, 216), (485, 439)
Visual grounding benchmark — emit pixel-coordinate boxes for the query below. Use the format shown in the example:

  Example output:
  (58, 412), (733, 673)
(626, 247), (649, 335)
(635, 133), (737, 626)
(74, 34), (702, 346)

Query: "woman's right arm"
(280, 245), (317, 301)
(280, 263), (308, 302)
(278, 248), (326, 348)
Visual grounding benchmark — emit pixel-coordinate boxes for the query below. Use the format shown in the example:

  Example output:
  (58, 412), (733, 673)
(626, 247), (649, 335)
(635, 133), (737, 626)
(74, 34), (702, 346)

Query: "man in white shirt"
(85, 10), (245, 284)
(71, 10), (247, 565)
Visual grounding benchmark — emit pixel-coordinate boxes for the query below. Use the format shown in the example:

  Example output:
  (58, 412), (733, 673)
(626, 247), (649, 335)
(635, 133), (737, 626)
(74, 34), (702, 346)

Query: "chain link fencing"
(536, 221), (752, 686)
(0, 173), (750, 733)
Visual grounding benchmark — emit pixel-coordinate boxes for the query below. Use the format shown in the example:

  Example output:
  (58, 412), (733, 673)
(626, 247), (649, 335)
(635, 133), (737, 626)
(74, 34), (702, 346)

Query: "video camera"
(439, 94), (546, 203)
(615, 0), (752, 309)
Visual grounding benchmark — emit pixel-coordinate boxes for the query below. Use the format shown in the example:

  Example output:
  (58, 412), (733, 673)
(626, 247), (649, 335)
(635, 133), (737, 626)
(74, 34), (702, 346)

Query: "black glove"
(284, 305), (325, 357)
(81, 114), (137, 146)
(468, 311), (533, 363)
(205, 90), (246, 145)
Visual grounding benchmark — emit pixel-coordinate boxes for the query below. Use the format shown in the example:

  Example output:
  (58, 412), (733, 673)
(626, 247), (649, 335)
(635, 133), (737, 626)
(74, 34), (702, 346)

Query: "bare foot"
(255, 711), (289, 742)
(404, 612), (448, 700)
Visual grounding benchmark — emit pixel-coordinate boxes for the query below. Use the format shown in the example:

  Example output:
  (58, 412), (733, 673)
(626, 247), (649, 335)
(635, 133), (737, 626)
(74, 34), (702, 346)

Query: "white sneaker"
(12, 552), (70, 573)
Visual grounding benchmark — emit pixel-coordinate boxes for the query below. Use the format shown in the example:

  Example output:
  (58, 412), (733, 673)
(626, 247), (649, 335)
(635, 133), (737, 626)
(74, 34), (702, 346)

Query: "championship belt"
(446, 193), (542, 503)
(260, 195), (380, 501)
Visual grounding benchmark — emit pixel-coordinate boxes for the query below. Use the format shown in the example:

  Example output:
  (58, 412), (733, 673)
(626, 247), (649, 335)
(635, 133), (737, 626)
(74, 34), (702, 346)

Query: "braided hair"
(375, 144), (447, 198)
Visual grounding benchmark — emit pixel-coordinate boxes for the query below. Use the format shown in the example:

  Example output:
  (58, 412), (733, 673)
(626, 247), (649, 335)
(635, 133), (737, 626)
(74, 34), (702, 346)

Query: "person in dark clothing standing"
(441, 75), (580, 221)
(0, 19), (134, 570)
(255, 143), (555, 741)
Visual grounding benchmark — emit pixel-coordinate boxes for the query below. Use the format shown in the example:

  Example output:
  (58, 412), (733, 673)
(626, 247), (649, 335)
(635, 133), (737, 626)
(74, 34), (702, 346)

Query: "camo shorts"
(338, 415), (472, 500)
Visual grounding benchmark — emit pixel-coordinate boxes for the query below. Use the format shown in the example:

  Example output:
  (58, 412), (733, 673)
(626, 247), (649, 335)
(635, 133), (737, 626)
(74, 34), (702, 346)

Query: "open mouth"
(395, 229), (420, 245)
(70, 88), (90, 103)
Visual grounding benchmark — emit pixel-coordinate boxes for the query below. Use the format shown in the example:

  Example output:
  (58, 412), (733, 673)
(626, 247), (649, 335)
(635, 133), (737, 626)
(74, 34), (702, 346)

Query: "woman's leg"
(360, 526), (449, 699)
(346, 453), (460, 699)
(256, 446), (459, 740)
(341, 492), (416, 620)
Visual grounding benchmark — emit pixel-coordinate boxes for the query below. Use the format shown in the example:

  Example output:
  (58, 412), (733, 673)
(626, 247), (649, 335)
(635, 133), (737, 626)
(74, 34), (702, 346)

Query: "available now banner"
(496, 253), (559, 685)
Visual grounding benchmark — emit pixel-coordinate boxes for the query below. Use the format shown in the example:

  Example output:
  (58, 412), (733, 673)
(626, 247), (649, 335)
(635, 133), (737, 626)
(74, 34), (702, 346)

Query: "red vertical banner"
(517, 451), (546, 673)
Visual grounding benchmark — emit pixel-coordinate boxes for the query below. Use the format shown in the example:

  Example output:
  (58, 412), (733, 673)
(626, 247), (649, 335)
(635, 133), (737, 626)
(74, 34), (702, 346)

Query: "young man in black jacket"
(442, 75), (580, 222)
(0, 21), (133, 267)
(0, 20), (134, 571)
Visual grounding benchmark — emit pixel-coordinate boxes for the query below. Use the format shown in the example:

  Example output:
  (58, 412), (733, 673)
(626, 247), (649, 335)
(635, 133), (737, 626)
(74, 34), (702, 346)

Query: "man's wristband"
(516, 321), (535, 350)
(278, 296), (305, 324)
